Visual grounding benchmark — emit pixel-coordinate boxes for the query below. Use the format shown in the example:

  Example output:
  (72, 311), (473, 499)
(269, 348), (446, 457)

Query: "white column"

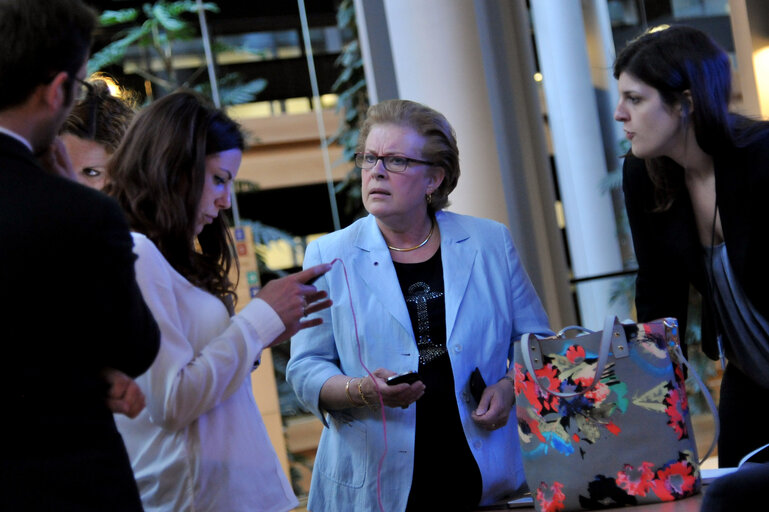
(381, 0), (507, 226)
(582, 0), (634, 312)
(729, 0), (769, 119)
(472, 0), (576, 329)
(530, 1), (628, 329)
(583, 0), (626, 172)
(357, 0), (577, 327)
(353, 0), (398, 104)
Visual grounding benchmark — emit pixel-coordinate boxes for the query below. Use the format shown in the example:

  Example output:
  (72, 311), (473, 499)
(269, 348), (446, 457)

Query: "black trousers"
(701, 462), (769, 511)
(717, 362), (769, 467)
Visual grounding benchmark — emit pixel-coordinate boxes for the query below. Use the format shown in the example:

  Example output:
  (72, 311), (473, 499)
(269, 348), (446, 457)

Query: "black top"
(394, 248), (482, 511)
(622, 131), (769, 359)
(704, 244), (769, 387)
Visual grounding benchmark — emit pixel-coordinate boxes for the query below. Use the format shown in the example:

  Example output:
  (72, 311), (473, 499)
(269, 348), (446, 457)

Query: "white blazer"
(287, 210), (552, 511)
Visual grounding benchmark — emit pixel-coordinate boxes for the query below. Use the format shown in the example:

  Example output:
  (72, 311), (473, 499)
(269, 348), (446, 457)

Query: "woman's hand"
(357, 368), (425, 410)
(471, 375), (515, 431)
(102, 368), (146, 418)
(257, 263), (333, 346)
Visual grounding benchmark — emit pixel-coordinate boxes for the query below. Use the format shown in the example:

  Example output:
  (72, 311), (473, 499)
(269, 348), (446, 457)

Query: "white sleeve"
(132, 236), (284, 431)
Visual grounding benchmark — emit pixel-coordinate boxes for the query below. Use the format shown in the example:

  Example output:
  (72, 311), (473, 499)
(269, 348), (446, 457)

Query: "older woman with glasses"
(287, 99), (552, 511)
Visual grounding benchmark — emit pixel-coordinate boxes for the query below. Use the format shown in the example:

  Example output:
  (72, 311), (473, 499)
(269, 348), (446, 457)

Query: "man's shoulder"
(0, 161), (128, 239)
(57, 182), (128, 235)
(0, 131), (32, 154)
(24, 167), (119, 212)
(0, 134), (36, 174)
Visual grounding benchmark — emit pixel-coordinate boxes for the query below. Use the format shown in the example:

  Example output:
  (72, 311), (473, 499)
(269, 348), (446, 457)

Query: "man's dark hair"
(0, 0), (97, 111)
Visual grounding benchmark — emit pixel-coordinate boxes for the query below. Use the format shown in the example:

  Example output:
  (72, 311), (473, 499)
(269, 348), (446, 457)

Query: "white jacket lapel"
(437, 211), (477, 343)
(351, 216), (414, 337)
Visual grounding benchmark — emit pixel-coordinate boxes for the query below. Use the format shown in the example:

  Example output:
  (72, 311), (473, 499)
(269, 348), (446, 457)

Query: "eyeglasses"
(355, 152), (435, 173)
(72, 77), (94, 102)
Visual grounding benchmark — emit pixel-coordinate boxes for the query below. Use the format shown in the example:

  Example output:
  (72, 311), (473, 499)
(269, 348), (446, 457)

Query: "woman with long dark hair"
(105, 90), (332, 511)
(615, 24), (769, 468)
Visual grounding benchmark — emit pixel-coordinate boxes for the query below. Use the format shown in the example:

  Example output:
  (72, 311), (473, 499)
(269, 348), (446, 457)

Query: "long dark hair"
(614, 25), (769, 209)
(105, 90), (244, 309)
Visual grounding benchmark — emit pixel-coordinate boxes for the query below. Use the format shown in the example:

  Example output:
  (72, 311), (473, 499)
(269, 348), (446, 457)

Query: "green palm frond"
(99, 8), (139, 26)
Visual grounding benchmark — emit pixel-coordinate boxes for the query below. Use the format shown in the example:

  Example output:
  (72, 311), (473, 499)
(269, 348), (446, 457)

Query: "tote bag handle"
(520, 316), (720, 464)
(521, 315), (626, 399)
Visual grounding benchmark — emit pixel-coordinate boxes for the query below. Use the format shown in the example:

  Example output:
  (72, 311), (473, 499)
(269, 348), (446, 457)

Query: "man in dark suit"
(0, 1), (160, 510)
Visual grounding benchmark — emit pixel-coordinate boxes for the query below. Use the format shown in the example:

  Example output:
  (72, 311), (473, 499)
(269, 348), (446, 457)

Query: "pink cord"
(328, 257), (387, 512)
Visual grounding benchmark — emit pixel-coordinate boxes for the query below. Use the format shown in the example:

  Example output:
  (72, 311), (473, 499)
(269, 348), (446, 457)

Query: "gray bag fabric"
(514, 316), (717, 511)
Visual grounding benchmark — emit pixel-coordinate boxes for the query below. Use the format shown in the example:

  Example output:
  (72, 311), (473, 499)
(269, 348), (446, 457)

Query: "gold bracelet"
(345, 378), (357, 406)
(358, 378), (375, 410)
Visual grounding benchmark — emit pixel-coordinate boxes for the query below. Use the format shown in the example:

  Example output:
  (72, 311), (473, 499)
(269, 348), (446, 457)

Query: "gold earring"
(426, 193), (432, 205)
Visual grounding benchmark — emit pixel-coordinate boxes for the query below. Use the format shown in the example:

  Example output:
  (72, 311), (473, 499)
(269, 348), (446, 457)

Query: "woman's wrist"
(345, 377), (363, 408)
(498, 374), (515, 389)
(499, 374), (516, 409)
(357, 378), (377, 410)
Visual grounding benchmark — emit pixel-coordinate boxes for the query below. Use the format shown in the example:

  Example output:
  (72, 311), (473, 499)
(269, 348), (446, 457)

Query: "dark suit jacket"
(622, 131), (769, 360)
(0, 133), (160, 511)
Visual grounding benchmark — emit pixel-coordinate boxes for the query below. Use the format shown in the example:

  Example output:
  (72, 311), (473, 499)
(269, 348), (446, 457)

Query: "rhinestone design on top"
(405, 281), (446, 365)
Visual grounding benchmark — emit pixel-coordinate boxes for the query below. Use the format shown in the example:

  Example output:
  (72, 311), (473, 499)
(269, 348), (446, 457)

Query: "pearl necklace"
(386, 219), (434, 252)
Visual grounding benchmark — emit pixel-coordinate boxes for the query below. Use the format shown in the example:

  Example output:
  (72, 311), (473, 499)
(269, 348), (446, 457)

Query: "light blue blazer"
(287, 210), (552, 511)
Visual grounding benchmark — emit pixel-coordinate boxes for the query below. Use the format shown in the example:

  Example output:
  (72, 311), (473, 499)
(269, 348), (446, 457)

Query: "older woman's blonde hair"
(356, 99), (459, 211)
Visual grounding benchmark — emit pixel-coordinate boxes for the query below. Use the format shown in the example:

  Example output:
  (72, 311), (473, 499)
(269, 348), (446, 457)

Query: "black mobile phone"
(386, 371), (420, 386)
(470, 367), (487, 403)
